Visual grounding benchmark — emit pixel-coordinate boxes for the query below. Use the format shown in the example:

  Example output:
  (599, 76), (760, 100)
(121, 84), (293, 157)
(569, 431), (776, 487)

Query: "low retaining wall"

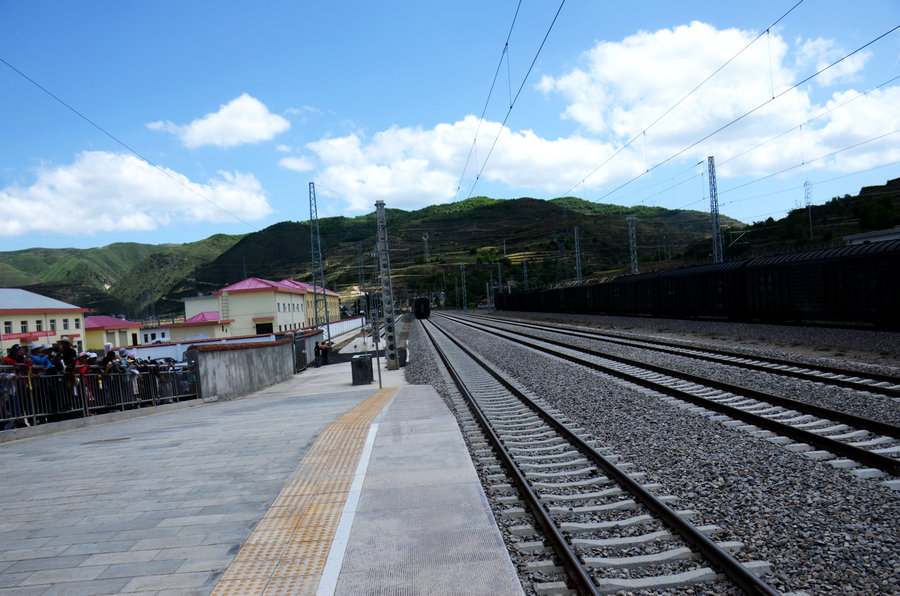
(185, 337), (295, 402)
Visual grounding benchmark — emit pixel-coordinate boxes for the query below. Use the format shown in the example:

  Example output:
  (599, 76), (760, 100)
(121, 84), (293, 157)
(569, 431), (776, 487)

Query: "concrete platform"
(0, 359), (522, 595)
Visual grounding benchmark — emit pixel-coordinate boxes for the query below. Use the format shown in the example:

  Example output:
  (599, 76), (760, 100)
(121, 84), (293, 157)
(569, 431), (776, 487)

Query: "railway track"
(420, 318), (778, 595)
(438, 313), (900, 484)
(472, 313), (900, 398)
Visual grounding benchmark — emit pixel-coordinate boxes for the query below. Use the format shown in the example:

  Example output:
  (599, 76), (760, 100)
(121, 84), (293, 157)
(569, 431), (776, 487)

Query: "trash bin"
(351, 354), (373, 385)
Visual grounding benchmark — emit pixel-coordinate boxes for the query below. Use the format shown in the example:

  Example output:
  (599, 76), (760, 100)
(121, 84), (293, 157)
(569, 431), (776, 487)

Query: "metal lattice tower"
(627, 215), (639, 275)
(555, 235), (567, 284)
(375, 201), (399, 370)
(574, 226), (582, 285)
(804, 179), (813, 240)
(523, 255), (528, 290)
(708, 156), (723, 263)
(309, 182), (331, 338)
(460, 264), (467, 312)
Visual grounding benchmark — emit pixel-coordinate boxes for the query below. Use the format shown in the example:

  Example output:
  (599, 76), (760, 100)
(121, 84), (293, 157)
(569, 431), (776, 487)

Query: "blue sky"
(2, 1), (899, 251)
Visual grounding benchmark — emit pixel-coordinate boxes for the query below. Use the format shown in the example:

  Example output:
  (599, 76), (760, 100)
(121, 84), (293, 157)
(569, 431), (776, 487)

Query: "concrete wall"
(186, 337), (295, 402)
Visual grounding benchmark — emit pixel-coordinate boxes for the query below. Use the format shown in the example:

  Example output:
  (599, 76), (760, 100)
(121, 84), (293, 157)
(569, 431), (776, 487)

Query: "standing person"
(314, 342), (321, 367)
(58, 337), (77, 368)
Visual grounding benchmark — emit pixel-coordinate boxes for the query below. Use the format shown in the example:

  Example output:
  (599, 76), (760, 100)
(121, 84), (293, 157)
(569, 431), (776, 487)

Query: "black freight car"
(657, 261), (747, 320)
(745, 239), (900, 326)
(496, 239), (900, 329)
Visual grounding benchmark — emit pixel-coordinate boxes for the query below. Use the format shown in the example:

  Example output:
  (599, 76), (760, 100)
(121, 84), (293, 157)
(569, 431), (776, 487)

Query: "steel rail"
(426, 318), (781, 596)
(441, 313), (900, 477)
(420, 320), (599, 596)
(457, 315), (900, 442)
(474, 313), (900, 397)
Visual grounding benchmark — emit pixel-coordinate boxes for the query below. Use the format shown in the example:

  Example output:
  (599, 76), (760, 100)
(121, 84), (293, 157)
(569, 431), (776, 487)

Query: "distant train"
(496, 239), (900, 329)
(413, 297), (431, 320)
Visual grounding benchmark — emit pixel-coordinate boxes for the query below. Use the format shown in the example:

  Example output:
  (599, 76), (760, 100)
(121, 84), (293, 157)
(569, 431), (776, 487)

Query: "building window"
(20, 321), (28, 333)
(35, 320), (42, 332)
(63, 319), (69, 330)
(74, 319), (80, 330)
(4, 321), (11, 334)
(151, 333), (156, 340)
(50, 319), (56, 332)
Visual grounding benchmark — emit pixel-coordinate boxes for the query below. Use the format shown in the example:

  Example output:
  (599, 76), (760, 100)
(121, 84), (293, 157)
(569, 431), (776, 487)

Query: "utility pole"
(627, 215), (639, 275)
(309, 182), (331, 339)
(496, 262), (502, 296)
(375, 200), (399, 370)
(422, 232), (430, 263)
(708, 156), (723, 263)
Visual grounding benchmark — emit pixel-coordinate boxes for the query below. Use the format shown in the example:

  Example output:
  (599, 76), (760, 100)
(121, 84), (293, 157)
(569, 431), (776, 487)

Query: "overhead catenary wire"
(635, 72), (900, 212)
(719, 72), (900, 170)
(589, 23), (900, 207)
(562, 0), (806, 198)
(0, 56), (260, 231)
(454, 0), (523, 200)
(465, 0), (566, 200)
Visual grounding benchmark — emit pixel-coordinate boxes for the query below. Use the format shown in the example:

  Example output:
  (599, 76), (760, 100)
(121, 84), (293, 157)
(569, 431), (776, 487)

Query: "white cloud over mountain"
(0, 151), (272, 237)
(304, 22), (897, 213)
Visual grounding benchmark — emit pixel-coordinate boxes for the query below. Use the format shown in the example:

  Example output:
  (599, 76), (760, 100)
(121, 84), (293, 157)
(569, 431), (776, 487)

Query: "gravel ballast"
(405, 313), (900, 595)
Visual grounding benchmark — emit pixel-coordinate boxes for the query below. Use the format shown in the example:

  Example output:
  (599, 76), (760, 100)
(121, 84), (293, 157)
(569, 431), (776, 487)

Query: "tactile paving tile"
(262, 574), (322, 595)
(210, 577), (268, 596)
(211, 387), (396, 596)
(219, 559), (281, 581)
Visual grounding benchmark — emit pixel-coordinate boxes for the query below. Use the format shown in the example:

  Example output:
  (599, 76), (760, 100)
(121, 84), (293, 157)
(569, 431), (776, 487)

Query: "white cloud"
(299, 21), (897, 213)
(279, 156), (315, 172)
(147, 93), (290, 148)
(304, 117), (623, 212)
(0, 151), (272, 238)
(537, 21), (895, 181)
(795, 37), (869, 86)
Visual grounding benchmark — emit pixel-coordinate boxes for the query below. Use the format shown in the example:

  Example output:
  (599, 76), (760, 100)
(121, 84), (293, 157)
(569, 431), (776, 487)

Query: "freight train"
(413, 296), (432, 320)
(496, 239), (900, 329)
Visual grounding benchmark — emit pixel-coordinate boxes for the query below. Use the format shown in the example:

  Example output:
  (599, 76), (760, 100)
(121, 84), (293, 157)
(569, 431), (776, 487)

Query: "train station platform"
(0, 359), (522, 595)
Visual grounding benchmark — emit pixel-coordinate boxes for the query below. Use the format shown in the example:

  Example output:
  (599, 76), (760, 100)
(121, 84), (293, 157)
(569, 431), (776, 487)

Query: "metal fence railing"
(1, 365), (197, 430)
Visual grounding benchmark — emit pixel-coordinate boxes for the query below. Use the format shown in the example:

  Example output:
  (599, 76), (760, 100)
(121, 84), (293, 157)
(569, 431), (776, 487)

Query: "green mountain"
(2, 181), (897, 317)
(0, 243), (165, 289)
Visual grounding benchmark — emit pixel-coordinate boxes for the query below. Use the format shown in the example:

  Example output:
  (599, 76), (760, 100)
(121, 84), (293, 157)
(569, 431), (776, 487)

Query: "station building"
(0, 288), (88, 353)
(141, 277), (340, 344)
(84, 315), (142, 352)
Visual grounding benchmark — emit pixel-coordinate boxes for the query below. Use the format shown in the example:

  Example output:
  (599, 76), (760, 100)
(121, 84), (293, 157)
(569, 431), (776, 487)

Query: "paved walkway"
(0, 360), (522, 595)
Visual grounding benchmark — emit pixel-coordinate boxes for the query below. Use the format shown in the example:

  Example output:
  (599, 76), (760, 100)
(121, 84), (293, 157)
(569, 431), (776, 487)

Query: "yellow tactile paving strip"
(211, 388), (396, 596)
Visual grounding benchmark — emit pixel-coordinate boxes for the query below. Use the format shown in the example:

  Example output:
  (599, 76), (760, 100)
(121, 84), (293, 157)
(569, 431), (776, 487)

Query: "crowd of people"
(1, 337), (191, 429)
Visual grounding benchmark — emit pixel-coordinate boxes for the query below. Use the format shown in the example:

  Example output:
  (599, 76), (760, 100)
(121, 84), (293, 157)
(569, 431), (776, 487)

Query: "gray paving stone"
(60, 540), (138, 556)
(0, 546), (69, 563)
(129, 534), (207, 551)
(121, 571), (218, 592)
(19, 565), (105, 586)
(79, 550), (160, 567)
(4, 555), (89, 574)
(0, 570), (35, 590)
(41, 578), (132, 595)
(0, 584), (48, 595)
(97, 559), (184, 579)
